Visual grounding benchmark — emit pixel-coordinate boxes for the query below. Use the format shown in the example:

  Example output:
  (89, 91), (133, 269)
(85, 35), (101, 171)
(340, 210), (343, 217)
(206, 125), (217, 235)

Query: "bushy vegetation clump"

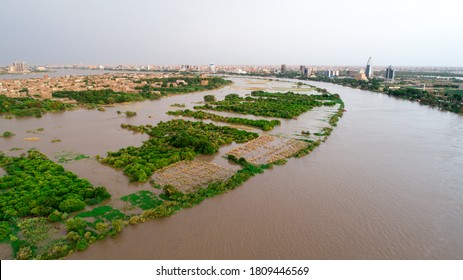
(125, 111), (137, 117)
(204, 95), (216, 102)
(52, 89), (145, 104)
(2, 131), (15, 138)
(135, 77), (232, 95)
(167, 109), (280, 131)
(0, 150), (111, 221)
(101, 119), (258, 182)
(194, 91), (340, 119)
(0, 95), (72, 118)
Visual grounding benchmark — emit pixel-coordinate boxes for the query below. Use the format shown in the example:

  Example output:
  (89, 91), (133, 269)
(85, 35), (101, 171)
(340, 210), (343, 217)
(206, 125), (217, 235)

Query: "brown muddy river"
(1, 75), (463, 259)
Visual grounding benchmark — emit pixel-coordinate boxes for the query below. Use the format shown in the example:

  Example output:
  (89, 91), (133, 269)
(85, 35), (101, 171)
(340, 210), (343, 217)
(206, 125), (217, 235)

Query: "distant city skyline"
(1, 0), (462, 67)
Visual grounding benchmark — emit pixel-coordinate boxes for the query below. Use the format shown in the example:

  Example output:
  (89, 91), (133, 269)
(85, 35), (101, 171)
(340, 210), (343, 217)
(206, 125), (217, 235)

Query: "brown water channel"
(1, 76), (463, 259)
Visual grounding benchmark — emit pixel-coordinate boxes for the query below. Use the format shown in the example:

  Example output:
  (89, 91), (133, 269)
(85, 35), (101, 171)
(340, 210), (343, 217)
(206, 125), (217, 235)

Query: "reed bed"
(152, 160), (235, 193)
(227, 135), (308, 165)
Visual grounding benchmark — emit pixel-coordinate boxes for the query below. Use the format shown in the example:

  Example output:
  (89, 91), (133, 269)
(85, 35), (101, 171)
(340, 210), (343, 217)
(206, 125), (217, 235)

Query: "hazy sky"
(1, 0), (462, 66)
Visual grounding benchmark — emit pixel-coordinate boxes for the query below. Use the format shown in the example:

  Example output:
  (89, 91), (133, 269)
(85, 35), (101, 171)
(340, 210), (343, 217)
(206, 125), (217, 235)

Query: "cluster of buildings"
(359, 58), (395, 81)
(266, 59), (396, 82)
(353, 57), (394, 82)
(296, 57), (395, 82)
(0, 61), (48, 73)
(23, 62), (394, 80)
(0, 73), (179, 99)
(7, 62), (29, 73)
(47, 64), (222, 73)
(0, 59), (398, 100)
(43, 64), (284, 76)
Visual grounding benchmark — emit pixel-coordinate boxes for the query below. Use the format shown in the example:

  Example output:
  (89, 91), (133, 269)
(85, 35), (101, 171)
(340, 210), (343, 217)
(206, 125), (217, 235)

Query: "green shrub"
(2, 131), (15, 138)
(204, 95), (216, 102)
(65, 218), (87, 233)
(59, 197), (86, 213)
(48, 210), (63, 222)
(125, 111), (137, 117)
(0, 221), (11, 240)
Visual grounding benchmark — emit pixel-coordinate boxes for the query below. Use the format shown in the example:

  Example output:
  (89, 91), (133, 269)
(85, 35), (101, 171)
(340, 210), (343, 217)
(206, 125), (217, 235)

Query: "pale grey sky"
(1, 0), (462, 66)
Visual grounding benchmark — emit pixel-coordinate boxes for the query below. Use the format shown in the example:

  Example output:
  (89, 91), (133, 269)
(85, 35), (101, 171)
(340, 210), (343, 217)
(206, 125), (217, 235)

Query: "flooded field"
(2, 74), (462, 259)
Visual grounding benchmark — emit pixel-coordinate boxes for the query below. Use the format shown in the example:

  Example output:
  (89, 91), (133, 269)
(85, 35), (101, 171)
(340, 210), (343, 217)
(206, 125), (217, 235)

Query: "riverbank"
(225, 73), (463, 114)
(304, 76), (463, 114)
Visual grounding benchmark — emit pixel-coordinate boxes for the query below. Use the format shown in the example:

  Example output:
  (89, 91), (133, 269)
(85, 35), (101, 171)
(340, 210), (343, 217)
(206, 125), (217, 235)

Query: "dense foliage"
(52, 89), (146, 104)
(0, 150), (110, 221)
(194, 91), (340, 119)
(307, 76), (382, 91)
(167, 109), (281, 131)
(204, 95), (216, 102)
(135, 77), (232, 95)
(0, 221), (12, 240)
(101, 119), (258, 182)
(0, 94), (71, 118)
(2, 131), (15, 138)
(384, 87), (462, 113)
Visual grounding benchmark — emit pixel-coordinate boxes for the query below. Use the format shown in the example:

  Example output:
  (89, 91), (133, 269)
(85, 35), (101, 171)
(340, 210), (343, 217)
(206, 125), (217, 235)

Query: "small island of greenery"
(0, 95), (72, 118)
(101, 119), (258, 182)
(0, 150), (112, 259)
(167, 109), (281, 131)
(194, 91), (342, 119)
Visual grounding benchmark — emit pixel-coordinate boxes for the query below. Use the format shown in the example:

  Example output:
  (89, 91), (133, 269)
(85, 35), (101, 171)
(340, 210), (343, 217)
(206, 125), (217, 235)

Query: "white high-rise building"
(209, 63), (215, 73)
(365, 57), (373, 79)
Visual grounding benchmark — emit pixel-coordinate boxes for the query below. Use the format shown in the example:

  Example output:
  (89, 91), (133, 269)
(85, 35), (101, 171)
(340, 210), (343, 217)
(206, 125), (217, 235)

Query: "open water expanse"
(1, 71), (462, 259)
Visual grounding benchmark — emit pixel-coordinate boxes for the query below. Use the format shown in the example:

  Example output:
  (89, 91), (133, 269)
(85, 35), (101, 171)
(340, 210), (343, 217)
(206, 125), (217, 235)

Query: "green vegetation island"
(0, 79), (344, 259)
(167, 109), (281, 131)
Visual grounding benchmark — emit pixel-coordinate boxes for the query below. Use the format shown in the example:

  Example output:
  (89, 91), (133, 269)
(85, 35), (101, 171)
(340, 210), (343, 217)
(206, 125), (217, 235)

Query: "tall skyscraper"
(365, 57), (373, 79)
(385, 65), (395, 81)
(299, 65), (305, 75)
(281, 64), (287, 73)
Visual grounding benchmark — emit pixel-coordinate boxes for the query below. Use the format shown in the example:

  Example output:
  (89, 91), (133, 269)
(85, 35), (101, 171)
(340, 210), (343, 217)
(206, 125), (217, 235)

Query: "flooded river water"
(1, 74), (462, 259)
